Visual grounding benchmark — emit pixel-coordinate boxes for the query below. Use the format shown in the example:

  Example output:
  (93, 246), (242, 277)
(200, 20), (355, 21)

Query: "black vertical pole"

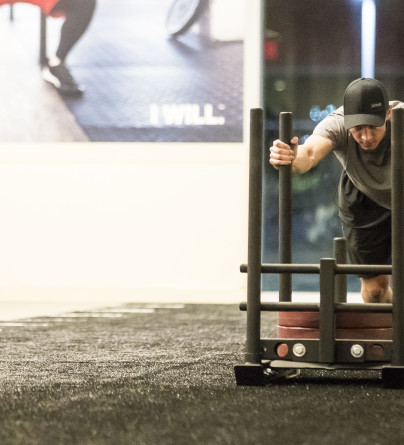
(40, 11), (47, 66)
(392, 107), (404, 365)
(244, 108), (264, 364)
(334, 237), (347, 303)
(319, 258), (336, 363)
(278, 112), (293, 301)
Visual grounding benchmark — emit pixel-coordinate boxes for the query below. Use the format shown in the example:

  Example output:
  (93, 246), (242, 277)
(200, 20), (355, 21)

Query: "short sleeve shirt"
(312, 101), (404, 211)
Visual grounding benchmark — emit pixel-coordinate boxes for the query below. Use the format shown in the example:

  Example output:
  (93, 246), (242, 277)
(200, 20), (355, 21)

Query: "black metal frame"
(235, 107), (404, 388)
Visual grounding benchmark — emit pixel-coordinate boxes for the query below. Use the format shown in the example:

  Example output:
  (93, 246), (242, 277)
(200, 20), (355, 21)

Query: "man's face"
(349, 108), (391, 151)
(350, 124), (387, 151)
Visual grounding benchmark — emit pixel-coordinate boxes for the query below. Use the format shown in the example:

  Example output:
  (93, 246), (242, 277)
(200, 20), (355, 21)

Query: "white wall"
(0, 1), (263, 306)
(0, 143), (246, 304)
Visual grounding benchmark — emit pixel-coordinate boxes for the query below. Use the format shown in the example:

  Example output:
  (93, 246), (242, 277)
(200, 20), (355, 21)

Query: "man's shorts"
(340, 216), (391, 278)
(338, 172), (391, 279)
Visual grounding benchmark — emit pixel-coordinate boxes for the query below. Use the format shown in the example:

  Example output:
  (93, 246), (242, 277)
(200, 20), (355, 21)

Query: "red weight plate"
(336, 312), (392, 329)
(278, 311), (392, 329)
(277, 326), (393, 340)
(277, 312), (319, 328)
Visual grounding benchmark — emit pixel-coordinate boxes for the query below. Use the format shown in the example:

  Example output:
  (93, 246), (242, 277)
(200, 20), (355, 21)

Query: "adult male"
(270, 78), (404, 303)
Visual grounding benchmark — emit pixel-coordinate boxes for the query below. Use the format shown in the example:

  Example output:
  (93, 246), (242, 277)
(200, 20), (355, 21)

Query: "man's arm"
(269, 134), (334, 174)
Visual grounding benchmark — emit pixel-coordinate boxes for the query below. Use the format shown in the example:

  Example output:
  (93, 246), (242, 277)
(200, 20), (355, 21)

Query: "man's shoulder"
(316, 106), (344, 129)
(313, 106), (347, 151)
(391, 100), (404, 109)
(333, 105), (345, 116)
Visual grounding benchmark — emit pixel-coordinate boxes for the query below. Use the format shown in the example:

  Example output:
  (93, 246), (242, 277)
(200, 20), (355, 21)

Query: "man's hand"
(269, 136), (299, 170)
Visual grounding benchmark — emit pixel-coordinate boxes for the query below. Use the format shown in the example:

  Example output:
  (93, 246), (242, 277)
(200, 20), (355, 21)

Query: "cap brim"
(344, 113), (385, 129)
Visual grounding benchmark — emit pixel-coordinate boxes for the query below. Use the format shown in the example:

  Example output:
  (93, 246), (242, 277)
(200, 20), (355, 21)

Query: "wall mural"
(1, 0), (245, 142)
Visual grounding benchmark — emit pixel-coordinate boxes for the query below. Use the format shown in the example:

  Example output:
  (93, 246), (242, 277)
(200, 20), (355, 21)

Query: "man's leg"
(338, 172), (392, 303)
(361, 274), (392, 303)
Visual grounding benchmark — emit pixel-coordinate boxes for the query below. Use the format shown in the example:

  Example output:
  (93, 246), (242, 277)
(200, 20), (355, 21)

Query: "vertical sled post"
(334, 237), (347, 303)
(244, 108), (264, 364)
(391, 107), (404, 365)
(383, 106), (404, 388)
(278, 112), (293, 301)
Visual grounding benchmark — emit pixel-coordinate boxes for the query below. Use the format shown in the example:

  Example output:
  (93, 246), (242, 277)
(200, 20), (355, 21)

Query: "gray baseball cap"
(344, 78), (389, 129)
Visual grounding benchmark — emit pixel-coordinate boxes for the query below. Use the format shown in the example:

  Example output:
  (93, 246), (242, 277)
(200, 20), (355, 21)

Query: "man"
(270, 78), (404, 303)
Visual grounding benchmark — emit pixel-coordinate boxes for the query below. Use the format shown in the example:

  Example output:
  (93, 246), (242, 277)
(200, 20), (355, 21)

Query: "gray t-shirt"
(313, 101), (404, 210)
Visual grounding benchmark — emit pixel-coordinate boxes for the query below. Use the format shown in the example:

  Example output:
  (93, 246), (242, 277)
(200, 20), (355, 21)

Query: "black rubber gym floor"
(1, 303), (403, 444)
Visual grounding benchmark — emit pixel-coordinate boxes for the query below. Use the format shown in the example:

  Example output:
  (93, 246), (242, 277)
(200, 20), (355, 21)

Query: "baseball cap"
(344, 78), (389, 129)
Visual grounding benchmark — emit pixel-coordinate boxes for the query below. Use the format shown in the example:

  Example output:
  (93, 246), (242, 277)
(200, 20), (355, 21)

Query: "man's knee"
(361, 276), (392, 303)
(363, 287), (387, 303)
